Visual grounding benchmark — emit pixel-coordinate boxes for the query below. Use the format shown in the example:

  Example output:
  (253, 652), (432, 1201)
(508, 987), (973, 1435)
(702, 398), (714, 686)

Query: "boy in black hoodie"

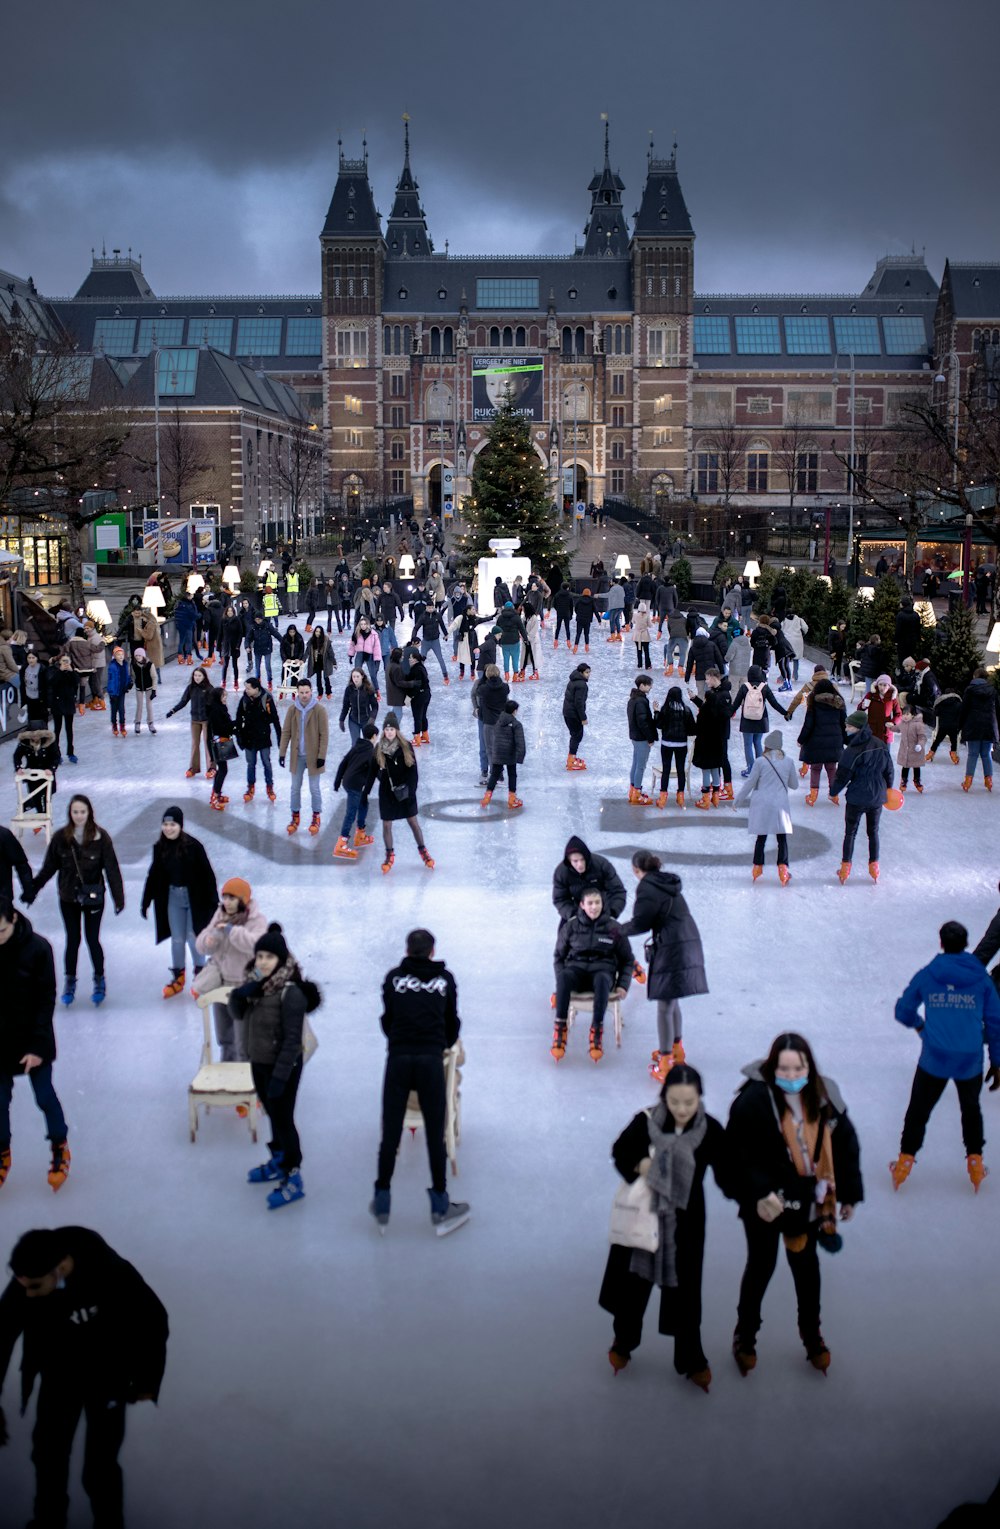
(332, 721), (378, 859)
(370, 928), (469, 1237)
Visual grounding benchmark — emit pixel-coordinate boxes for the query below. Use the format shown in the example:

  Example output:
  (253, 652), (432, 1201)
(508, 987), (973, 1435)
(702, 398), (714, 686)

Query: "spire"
(582, 115), (628, 257)
(633, 136), (693, 239)
(320, 140), (382, 239)
(385, 114), (433, 255)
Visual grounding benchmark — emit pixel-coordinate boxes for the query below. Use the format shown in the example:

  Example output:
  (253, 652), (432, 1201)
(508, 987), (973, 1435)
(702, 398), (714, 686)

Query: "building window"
(390, 436), (405, 461)
(515, 326), (526, 347)
(653, 393), (672, 416)
(286, 317), (322, 354)
(746, 451), (769, 493)
(611, 437), (625, 461)
(155, 348), (198, 397)
(846, 453), (868, 492)
(335, 328), (368, 362)
(347, 428), (363, 448)
(343, 394), (363, 416)
(136, 317), (184, 353)
(832, 316), (881, 355)
(783, 316), (830, 354)
(882, 316), (928, 353)
(786, 389), (833, 424)
(747, 396), (772, 414)
(561, 326), (572, 356)
(796, 452), (819, 494)
(610, 468), (625, 494)
(390, 373), (406, 397)
(502, 326), (513, 348)
(443, 327), (454, 354)
(611, 405), (625, 428)
(696, 452), (719, 494)
(611, 372), (625, 396)
(490, 326), (501, 347)
(693, 315), (730, 354)
(92, 317), (137, 354)
(236, 317), (282, 356)
(886, 390), (924, 424)
(574, 326), (586, 355)
(647, 324), (680, 365)
(734, 316), (781, 355)
(475, 278), (540, 309)
(390, 469), (406, 495)
(390, 405), (405, 428)
(187, 317), (233, 351)
(652, 427), (672, 447)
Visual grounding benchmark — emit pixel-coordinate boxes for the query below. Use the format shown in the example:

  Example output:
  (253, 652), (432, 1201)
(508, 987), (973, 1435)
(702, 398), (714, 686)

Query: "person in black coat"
(0, 823), (33, 904)
(332, 721), (378, 856)
(654, 686), (697, 804)
(626, 676), (657, 802)
(0, 1225), (168, 1529)
(748, 619), (775, 677)
(219, 605), (244, 689)
(370, 927), (468, 1235)
(205, 686), (238, 809)
(279, 625), (306, 666)
(572, 588), (598, 651)
(831, 713), (894, 879)
(0, 898), (68, 1189)
(552, 586), (575, 646)
(552, 835), (626, 923)
(339, 668), (379, 745)
(552, 889), (633, 1060)
(727, 1032), (863, 1375)
(959, 669), (1000, 787)
(140, 805), (218, 997)
(28, 795), (125, 1006)
(619, 850), (707, 1078)
(690, 672), (730, 804)
(234, 676), (281, 799)
(599, 1065), (735, 1387)
(684, 629), (725, 693)
(895, 598), (922, 663)
(796, 678), (847, 801)
(563, 663), (590, 768)
(482, 698), (526, 808)
(405, 649), (432, 742)
(47, 656), (80, 763)
(365, 714), (434, 872)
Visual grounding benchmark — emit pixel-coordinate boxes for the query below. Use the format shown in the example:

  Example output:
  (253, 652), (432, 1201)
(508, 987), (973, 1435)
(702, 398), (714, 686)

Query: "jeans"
(340, 787), (368, 838)
(966, 738), (994, 780)
(353, 654), (379, 688)
(665, 636), (688, 669)
(167, 885), (199, 972)
(753, 833), (789, 866)
(842, 803), (881, 862)
(252, 1059), (303, 1172)
(743, 732), (764, 770)
(32, 1383), (127, 1529)
(608, 607), (622, 635)
(0, 1063), (68, 1147)
(291, 761), (322, 814)
(376, 1049), (448, 1193)
(701, 768), (721, 790)
(736, 1218), (821, 1343)
(109, 694), (126, 730)
(500, 642), (519, 677)
(59, 899), (104, 979)
(253, 651), (273, 683)
(630, 741), (651, 788)
(900, 1065), (984, 1156)
(245, 747), (274, 787)
(477, 719), (489, 774)
(421, 638), (448, 679)
(347, 718), (363, 746)
(555, 967), (612, 1028)
(213, 1004), (247, 1063)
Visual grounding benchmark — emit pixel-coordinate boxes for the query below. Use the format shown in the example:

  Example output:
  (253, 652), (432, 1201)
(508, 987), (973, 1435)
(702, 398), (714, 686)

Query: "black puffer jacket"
(656, 692), (697, 745)
(960, 677), (1000, 742)
(552, 588), (575, 622)
(796, 685), (847, 764)
(339, 679), (379, 729)
(554, 908), (633, 986)
(619, 869), (707, 1002)
(573, 593), (597, 628)
(831, 723), (893, 807)
(562, 667), (589, 728)
(478, 674), (511, 726)
(749, 625), (775, 668)
(552, 836), (626, 922)
(0, 912), (57, 1071)
(684, 630), (725, 682)
(234, 691), (281, 751)
(489, 709), (526, 766)
(495, 606), (526, 645)
(627, 687), (657, 743)
(334, 738), (376, 794)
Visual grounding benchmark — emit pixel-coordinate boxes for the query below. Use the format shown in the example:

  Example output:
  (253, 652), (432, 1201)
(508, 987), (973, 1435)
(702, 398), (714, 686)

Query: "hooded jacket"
(380, 955), (460, 1052)
(194, 899), (269, 986)
(796, 685), (847, 764)
(495, 605), (527, 646)
(895, 951), (1000, 1080)
(562, 667), (589, 728)
(627, 686), (657, 743)
(0, 912), (56, 1071)
(13, 728), (60, 779)
(862, 679), (901, 742)
(334, 737), (376, 794)
(619, 869), (707, 1001)
(552, 836), (626, 922)
(655, 690), (697, 746)
(573, 592), (597, 628)
(830, 723), (894, 807)
(554, 907), (634, 986)
(489, 707), (526, 767)
(959, 677), (1000, 743)
(684, 630), (725, 682)
(235, 689), (282, 751)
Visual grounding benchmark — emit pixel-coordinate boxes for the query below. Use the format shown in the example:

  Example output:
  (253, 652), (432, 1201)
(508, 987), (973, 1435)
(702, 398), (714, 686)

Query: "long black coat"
(960, 678), (1000, 742)
(552, 836), (626, 921)
(0, 823), (33, 903)
(895, 608), (922, 662)
(599, 1111), (733, 1337)
(691, 688), (730, 769)
(140, 833), (218, 946)
(796, 690), (847, 764)
(619, 869), (708, 1001)
(367, 746), (419, 821)
(562, 669), (589, 729)
(0, 913), (57, 1071)
(726, 1075), (864, 1227)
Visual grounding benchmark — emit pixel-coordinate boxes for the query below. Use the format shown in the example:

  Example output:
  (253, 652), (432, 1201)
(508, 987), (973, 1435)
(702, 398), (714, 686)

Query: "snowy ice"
(2, 604), (999, 1529)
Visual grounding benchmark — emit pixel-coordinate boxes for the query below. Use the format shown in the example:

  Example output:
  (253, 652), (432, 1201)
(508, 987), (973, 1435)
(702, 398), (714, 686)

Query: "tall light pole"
(833, 352), (855, 582)
(933, 350), (961, 485)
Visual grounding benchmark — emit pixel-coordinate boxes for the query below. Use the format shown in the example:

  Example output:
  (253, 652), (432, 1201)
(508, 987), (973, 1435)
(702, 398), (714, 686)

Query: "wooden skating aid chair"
(11, 769), (53, 844)
(190, 987), (259, 1142)
(567, 989), (626, 1048)
(403, 1041), (463, 1175)
(277, 658), (306, 700)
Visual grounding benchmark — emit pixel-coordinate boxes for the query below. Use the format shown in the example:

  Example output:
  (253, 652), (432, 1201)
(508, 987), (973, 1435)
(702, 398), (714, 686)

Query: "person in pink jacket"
(862, 673), (902, 745)
(348, 617), (382, 692)
(193, 875), (268, 1061)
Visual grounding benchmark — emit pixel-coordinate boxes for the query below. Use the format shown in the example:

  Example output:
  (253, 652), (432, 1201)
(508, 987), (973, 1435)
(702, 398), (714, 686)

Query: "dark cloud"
(4, 0), (998, 297)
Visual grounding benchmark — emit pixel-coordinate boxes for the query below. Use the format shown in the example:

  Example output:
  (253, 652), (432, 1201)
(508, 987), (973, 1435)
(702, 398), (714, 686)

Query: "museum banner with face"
(472, 356), (544, 421)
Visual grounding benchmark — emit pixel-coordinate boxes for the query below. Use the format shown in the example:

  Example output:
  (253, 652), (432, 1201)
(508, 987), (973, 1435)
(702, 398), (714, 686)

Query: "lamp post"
(832, 352), (856, 583)
(963, 512), (974, 609)
(933, 351), (961, 485)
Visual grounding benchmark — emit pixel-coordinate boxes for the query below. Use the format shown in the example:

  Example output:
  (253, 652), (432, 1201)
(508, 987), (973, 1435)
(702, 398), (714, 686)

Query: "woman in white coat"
(781, 610), (810, 682)
(734, 730), (799, 885)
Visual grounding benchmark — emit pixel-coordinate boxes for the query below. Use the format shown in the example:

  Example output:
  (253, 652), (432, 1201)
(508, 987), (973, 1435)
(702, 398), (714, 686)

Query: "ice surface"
(2, 613), (999, 1529)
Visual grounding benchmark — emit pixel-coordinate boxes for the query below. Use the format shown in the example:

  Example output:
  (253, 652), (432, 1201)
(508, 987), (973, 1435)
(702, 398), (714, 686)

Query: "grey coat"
(734, 751), (799, 836)
(725, 634), (752, 684)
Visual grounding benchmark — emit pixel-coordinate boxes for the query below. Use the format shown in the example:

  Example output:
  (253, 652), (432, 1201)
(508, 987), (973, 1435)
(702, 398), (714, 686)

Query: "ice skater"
(735, 730), (799, 884)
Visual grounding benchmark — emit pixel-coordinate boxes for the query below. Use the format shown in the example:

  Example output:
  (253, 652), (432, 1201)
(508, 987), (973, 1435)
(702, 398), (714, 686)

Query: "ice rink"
(2, 609), (999, 1528)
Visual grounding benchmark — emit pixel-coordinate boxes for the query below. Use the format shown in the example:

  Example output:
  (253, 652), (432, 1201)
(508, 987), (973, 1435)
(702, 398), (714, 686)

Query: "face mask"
(775, 1075), (808, 1094)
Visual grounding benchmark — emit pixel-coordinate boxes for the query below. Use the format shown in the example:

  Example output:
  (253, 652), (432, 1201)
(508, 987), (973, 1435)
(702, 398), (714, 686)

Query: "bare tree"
(772, 403), (812, 552)
(700, 408), (752, 507)
(158, 407), (219, 518)
(831, 418), (937, 580)
(274, 421), (321, 552)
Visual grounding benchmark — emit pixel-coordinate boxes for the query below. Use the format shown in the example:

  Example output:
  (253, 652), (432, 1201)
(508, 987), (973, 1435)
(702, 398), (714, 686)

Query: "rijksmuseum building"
(4, 123), (1000, 565)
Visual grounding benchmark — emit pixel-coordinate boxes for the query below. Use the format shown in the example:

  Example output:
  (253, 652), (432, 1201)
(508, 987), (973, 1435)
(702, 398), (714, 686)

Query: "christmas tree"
(934, 603), (984, 693)
(461, 395), (568, 577)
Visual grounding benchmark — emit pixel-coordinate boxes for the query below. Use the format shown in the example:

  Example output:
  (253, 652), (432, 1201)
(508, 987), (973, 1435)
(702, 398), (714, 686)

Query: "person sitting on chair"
(552, 889), (633, 1064)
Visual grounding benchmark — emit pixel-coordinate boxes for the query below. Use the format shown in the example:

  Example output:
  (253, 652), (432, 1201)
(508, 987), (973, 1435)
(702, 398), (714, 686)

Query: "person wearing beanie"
(414, 599), (450, 682)
(626, 676), (657, 805)
(729, 664), (788, 778)
(140, 807), (218, 998)
(228, 923), (321, 1209)
(105, 644), (133, 738)
(562, 664), (590, 770)
(278, 678), (328, 836)
(830, 709), (894, 883)
(131, 644), (157, 736)
(572, 587), (598, 654)
(194, 876), (268, 1059)
(735, 729), (799, 883)
(552, 583), (575, 647)
(494, 600), (527, 682)
(235, 674), (281, 804)
(332, 720), (379, 859)
(366, 715), (433, 873)
(481, 698), (526, 810)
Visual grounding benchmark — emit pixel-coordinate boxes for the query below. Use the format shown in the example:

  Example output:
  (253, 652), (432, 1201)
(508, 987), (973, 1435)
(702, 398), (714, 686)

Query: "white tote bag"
(609, 1174), (659, 1254)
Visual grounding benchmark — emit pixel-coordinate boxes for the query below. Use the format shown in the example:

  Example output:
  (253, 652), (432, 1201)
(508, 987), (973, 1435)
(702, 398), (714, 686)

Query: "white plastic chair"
(403, 1042), (463, 1176)
(277, 658), (306, 699)
(567, 990), (625, 1048)
(11, 769), (53, 844)
(190, 987), (259, 1142)
(849, 661), (865, 704)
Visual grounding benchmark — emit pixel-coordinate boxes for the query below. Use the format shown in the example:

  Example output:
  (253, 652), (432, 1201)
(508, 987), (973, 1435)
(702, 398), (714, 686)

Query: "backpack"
(743, 683), (766, 721)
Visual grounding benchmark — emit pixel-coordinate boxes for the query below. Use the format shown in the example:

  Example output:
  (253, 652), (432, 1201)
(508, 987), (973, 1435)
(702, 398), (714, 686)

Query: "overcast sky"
(3, 0), (997, 301)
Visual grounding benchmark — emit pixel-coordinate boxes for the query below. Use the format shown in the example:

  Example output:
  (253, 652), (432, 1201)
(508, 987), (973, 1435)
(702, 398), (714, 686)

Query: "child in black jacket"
(332, 722), (378, 858)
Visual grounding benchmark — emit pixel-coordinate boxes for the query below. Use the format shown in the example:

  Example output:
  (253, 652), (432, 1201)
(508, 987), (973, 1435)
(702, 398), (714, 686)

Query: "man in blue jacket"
(891, 920), (1000, 1193)
(831, 711), (894, 883)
